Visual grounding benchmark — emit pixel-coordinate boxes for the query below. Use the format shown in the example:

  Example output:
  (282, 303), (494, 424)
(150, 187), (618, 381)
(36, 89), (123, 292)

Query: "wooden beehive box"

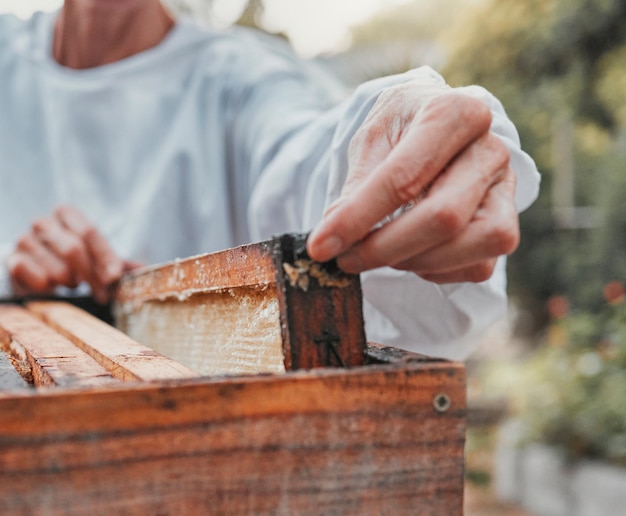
(0, 235), (466, 515)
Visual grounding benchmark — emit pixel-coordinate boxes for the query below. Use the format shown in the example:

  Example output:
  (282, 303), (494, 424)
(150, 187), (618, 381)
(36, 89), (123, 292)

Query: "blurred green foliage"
(514, 288), (626, 465)
(441, 0), (626, 331)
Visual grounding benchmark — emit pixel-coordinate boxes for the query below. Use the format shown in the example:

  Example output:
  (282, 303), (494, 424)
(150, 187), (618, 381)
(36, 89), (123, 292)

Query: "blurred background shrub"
(514, 284), (626, 465)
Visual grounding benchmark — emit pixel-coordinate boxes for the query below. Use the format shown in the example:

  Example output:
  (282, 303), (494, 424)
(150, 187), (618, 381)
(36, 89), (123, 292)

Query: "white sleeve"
(244, 65), (540, 361)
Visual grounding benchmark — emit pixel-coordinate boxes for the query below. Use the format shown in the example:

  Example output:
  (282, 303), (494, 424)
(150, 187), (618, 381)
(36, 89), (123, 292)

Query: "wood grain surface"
(115, 241), (276, 305)
(0, 354), (466, 515)
(272, 234), (366, 370)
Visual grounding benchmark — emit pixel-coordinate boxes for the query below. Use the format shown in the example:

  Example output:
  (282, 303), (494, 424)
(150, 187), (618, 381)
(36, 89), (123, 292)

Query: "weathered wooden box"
(0, 235), (466, 515)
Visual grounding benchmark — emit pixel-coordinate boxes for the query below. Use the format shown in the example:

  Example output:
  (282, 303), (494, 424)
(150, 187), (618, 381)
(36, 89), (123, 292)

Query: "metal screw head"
(433, 393), (451, 413)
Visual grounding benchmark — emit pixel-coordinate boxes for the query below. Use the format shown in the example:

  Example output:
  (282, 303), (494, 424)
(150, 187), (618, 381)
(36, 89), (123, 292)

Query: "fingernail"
(337, 253), (365, 274)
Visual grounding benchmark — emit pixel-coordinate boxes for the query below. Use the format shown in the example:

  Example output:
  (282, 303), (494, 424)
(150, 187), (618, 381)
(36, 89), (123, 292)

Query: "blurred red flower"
(547, 295), (569, 319)
(603, 281), (624, 304)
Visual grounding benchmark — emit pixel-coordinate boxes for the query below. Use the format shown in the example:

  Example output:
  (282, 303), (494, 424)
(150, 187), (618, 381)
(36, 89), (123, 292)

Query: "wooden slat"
(365, 341), (444, 365)
(0, 356), (466, 514)
(0, 305), (118, 389)
(272, 234), (366, 370)
(115, 241), (277, 305)
(27, 302), (200, 382)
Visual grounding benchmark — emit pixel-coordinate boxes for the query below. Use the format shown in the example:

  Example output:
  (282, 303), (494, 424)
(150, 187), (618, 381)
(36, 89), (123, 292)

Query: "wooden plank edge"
(0, 353), (466, 434)
(0, 346), (465, 400)
(365, 341), (452, 365)
(115, 241), (277, 305)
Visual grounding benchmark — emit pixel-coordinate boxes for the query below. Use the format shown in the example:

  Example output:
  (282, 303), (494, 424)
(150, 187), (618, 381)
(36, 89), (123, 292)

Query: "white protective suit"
(0, 11), (540, 360)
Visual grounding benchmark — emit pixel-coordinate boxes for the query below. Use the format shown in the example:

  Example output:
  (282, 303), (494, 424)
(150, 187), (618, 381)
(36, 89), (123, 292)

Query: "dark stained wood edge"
(365, 341), (448, 365)
(115, 241), (277, 305)
(0, 296), (114, 325)
(272, 234), (366, 370)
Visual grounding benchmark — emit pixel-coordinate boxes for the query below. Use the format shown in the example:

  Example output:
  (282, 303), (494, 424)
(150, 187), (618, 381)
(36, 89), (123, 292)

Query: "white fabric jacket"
(0, 12), (540, 360)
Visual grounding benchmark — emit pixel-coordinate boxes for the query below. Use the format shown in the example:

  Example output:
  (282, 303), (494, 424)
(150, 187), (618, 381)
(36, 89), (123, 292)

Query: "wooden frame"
(0, 235), (467, 514)
(115, 234), (366, 374)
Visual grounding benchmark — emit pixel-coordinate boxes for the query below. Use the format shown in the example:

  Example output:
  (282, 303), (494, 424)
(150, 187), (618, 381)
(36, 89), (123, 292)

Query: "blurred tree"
(350, 0), (465, 46)
(439, 0), (626, 333)
(444, 0), (626, 130)
(321, 0), (465, 86)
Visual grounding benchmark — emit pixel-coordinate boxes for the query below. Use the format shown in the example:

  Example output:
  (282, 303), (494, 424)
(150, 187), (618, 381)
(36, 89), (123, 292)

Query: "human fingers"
(308, 93), (492, 263)
(33, 208), (108, 303)
(393, 168), (519, 277)
(124, 260), (144, 272)
(335, 133), (510, 274)
(55, 205), (124, 289)
(6, 251), (52, 294)
(12, 230), (76, 288)
(337, 85), (437, 199)
(31, 215), (90, 287)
